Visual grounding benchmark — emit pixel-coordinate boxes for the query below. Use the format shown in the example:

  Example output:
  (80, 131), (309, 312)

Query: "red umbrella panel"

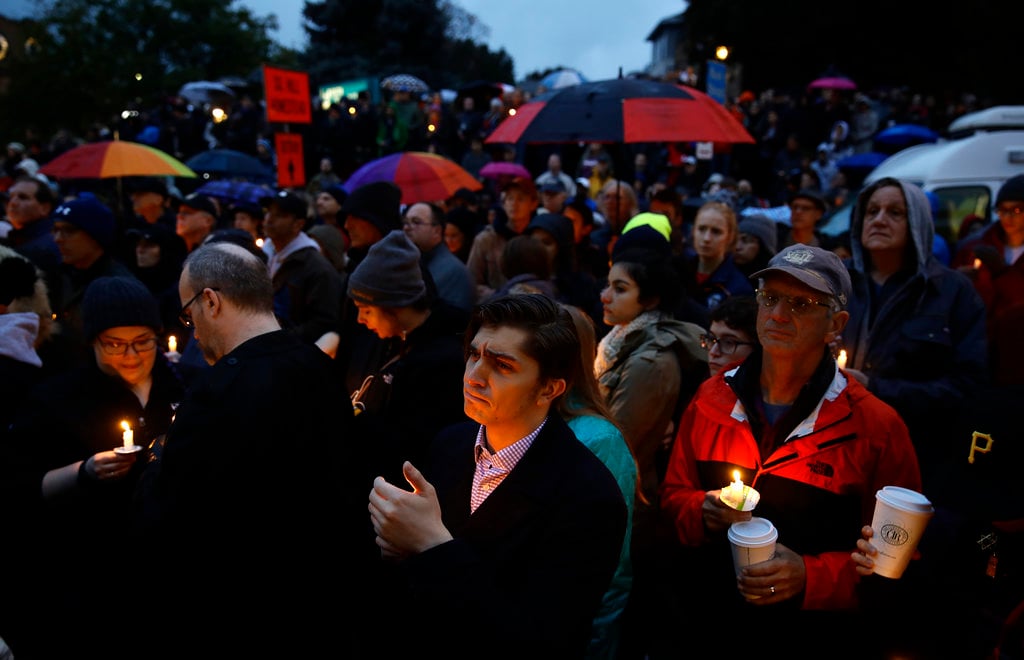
(342, 151), (482, 205)
(486, 77), (754, 145)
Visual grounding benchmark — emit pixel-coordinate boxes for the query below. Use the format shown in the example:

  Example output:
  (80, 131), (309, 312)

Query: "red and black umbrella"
(486, 77), (754, 145)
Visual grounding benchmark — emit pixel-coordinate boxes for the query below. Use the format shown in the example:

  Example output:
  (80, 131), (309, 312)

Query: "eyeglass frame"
(96, 335), (159, 356)
(995, 205), (1024, 219)
(699, 333), (756, 355)
(754, 288), (835, 316)
(178, 287), (220, 328)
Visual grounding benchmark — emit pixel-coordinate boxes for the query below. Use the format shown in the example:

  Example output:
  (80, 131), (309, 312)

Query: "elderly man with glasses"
(658, 244), (922, 656)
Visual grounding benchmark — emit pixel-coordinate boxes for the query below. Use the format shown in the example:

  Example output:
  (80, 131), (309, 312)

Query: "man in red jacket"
(660, 244), (921, 657)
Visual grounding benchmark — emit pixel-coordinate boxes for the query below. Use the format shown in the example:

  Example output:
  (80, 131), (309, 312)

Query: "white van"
(860, 129), (1024, 242)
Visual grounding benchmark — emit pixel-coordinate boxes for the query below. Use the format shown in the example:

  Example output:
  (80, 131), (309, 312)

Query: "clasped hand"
(368, 461), (453, 560)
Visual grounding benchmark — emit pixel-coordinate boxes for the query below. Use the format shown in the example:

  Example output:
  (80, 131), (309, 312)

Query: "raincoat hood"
(850, 178), (934, 277)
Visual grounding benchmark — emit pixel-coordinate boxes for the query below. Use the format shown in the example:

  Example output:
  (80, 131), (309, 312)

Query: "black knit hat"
(996, 174), (1024, 206)
(342, 181), (402, 236)
(81, 276), (163, 340)
(347, 230), (426, 307)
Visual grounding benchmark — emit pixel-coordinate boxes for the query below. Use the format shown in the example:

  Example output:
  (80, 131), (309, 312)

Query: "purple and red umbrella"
(342, 151), (482, 205)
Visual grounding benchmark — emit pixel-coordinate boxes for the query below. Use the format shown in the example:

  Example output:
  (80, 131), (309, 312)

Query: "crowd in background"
(0, 76), (1021, 660)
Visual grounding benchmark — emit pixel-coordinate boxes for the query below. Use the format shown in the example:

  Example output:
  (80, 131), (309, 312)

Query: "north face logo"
(808, 460), (834, 477)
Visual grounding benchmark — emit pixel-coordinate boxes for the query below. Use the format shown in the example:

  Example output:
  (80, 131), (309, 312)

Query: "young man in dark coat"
(367, 294), (627, 657)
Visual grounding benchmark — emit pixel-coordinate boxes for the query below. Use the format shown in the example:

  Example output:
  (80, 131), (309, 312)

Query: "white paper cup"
(870, 486), (934, 579)
(728, 517), (778, 581)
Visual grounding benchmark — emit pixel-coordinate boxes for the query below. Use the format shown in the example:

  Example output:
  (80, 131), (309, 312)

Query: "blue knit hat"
(53, 197), (116, 250)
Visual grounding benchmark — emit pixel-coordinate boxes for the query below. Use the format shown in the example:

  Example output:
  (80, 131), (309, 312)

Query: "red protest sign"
(274, 132), (306, 188)
(263, 65), (312, 124)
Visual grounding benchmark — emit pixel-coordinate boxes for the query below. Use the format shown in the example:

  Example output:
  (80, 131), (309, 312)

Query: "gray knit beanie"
(738, 214), (779, 256)
(347, 230), (426, 307)
(82, 276), (163, 340)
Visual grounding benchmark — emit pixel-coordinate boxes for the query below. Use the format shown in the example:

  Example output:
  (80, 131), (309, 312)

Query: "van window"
(932, 186), (992, 242)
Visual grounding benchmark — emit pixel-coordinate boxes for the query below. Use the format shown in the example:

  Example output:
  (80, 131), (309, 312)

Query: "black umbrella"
(185, 149), (274, 183)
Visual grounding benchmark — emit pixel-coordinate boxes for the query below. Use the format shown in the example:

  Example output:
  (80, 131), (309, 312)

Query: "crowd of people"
(0, 78), (1021, 659)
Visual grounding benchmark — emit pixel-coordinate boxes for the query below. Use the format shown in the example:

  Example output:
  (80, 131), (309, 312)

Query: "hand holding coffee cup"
(729, 517), (778, 600)
(864, 486), (934, 579)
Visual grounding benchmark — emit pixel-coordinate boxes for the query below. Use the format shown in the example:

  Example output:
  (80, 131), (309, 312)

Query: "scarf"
(594, 310), (662, 379)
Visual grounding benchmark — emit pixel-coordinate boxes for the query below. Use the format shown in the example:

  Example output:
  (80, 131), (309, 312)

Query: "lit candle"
(973, 258), (982, 270)
(837, 349), (848, 370)
(120, 420), (134, 450)
(256, 238), (264, 249)
(167, 335), (178, 353)
(728, 470), (744, 503)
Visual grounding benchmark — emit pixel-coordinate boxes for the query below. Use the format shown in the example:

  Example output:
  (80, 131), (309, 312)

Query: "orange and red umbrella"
(342, 151), (482, 205)
(40, 140), (197, 179)
(486, 77), (755, 145)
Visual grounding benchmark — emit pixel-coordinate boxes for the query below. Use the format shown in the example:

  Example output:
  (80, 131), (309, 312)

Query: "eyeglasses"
(178, 287), (219, 328)
(97, 336), (158, 356)
(50, 224), (81, 238)
(700, 333), (756, 355)
(755, 289), (833, 316)
(995, 205), (1024, 219)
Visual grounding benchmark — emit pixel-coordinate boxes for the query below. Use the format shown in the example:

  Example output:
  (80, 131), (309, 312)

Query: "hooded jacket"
(844, 179), (988, 468)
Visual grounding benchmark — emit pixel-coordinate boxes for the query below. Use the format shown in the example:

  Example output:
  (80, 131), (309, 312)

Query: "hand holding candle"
(720, 469), (761, 511)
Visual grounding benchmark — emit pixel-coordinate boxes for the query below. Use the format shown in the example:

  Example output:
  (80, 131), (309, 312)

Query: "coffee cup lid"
(876, 486), (934, 514)
(728, 516), (778, 546)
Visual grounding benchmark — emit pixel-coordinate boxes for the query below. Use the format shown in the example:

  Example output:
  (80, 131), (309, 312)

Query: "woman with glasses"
(702, 294), (759, 377)
(0, 276), (183, 659)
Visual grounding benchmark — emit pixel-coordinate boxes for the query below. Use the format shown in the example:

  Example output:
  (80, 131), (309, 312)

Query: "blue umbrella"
(195, 179), (275, 207)
(874, 124), (940, 147)
(837, 151), (889, 172)
(185, 148), (274, 182)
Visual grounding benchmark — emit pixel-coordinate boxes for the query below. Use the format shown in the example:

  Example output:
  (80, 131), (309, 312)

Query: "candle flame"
(732, 470), (740, 482)
(120, 420), (130, 432)
(973, 258), (982, 269)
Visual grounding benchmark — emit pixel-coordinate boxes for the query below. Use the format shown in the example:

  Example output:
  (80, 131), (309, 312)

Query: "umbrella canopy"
(808, 76), (857, 91)
(479, 162), (531, 181)
(195, 179), (275, 207)
(837, 151), (889, 172)
(486, 78), (755, 145)
(178, 81), (236, 107)
(185, 149), (273, 182)
(380, 74), (430, 94)
(39, 140), (196, 179)
(539, 69), (587, 91)
(342, 151), (482, 205)
(873, 124), (941, 147)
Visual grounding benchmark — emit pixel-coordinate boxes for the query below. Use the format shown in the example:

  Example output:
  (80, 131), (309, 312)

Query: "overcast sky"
(4, 0), (687, 82)
(242, 0), (687, 82)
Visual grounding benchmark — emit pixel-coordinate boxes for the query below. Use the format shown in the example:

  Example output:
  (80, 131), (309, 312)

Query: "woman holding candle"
(0, 276), (183, 659)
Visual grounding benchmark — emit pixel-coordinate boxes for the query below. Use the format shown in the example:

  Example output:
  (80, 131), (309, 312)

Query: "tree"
(3, 0), (279, 139)
(301, 0), (512, 93)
